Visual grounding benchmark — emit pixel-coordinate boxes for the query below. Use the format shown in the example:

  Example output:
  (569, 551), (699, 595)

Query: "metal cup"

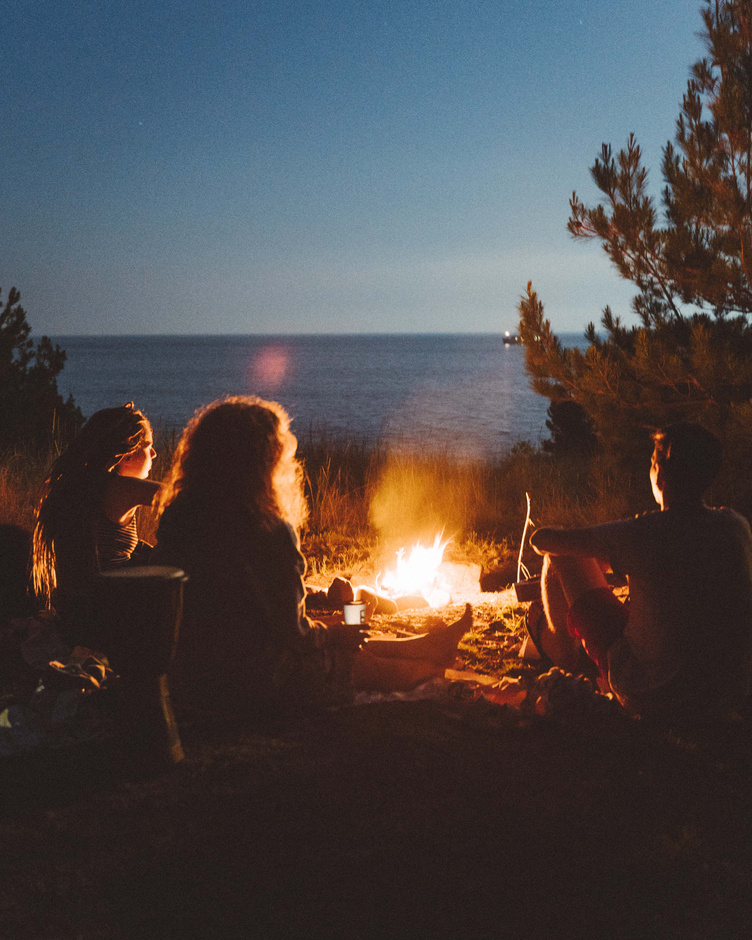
(343, 601), (366, 625)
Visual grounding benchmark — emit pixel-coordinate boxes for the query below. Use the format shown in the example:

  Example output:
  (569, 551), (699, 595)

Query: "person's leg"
(362, 604), (471, 661)
(351, 652), (448, 692)
(548, 553), (610, 606)
(539, 553), (627, 678)
(537, 554), (580, 671)
(538, 554), (610, 672)
(351, 604), (472, 692)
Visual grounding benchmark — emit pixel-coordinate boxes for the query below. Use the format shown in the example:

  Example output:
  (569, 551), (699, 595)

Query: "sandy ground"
(3, 583), (752, 938)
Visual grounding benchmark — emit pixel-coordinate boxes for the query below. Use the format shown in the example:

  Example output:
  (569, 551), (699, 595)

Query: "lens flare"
(248, 345), (290, 391)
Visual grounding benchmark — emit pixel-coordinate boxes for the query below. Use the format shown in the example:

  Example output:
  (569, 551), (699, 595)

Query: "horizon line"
(40, 328), (590, 339)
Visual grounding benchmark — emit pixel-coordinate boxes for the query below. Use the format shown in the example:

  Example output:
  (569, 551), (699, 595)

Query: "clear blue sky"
(2, 0), (703, 335)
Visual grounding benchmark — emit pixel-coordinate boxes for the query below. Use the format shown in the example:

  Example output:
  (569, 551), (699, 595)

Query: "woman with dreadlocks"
(32, 402), (161, 644)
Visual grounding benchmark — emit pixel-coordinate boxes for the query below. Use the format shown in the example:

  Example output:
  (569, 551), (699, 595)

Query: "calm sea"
(50, 333), (586, 458)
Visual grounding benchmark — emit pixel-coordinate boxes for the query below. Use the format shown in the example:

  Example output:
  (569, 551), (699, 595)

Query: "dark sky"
(2, 0), (701, 334)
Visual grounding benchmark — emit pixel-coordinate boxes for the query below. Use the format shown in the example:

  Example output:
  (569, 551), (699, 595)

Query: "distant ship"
(502, 331), (523, 345)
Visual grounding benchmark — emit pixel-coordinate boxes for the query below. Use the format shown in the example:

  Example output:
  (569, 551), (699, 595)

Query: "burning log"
(394, 594), (430, 610)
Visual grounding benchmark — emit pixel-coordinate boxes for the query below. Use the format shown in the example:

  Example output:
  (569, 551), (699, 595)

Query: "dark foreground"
(2, 697), (752, 939)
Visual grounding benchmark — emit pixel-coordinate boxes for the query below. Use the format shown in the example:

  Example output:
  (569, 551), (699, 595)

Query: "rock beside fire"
(327, 577), (354, 607)
(437, 561), (482, 597)
(479, 560), (518, 593)
(307, 576), (429, 615)
(480, 558), (542, 592)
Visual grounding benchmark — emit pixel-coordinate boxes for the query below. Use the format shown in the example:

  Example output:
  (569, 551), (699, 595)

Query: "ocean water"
(51, 333), (586, 457)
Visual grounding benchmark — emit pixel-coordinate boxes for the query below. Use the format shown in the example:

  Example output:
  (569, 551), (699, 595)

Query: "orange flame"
(377, 534), (451, 608)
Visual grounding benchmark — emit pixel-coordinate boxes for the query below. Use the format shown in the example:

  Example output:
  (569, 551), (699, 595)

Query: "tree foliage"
(543, 400), (598, 458)
(519, 0), (752, 513)
(0, 287), (83, 450)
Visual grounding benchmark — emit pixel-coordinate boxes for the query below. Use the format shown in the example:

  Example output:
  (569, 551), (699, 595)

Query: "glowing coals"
(377, 534), (451, 608)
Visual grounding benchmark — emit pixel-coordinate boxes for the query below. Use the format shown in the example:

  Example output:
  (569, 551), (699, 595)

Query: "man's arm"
(529, 525), (608, 560)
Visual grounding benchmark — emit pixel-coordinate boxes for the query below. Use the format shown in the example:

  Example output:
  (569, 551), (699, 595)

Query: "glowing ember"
(377, 534), (451, 608)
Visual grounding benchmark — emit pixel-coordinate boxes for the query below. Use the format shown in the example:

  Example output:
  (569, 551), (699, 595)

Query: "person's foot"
(429, 602), (472, 666)
(453, 601), (473, 634)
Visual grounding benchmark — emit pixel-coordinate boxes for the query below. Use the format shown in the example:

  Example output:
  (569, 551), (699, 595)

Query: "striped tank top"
(95, 514), (139, 570)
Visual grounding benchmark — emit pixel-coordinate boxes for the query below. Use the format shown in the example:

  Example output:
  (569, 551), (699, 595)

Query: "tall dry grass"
(297, 436), (637, 571)
(0, 427), (645, 575)
(0, 442), (61, 531)
(0, 431), (178, 544)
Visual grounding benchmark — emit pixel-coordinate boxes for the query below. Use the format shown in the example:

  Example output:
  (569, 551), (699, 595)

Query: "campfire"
(307, 533), (483, 616)
(376, 534), (451, 609)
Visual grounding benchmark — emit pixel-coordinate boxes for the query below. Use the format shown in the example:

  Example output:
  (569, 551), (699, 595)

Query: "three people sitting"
(25, 403), (752, 723)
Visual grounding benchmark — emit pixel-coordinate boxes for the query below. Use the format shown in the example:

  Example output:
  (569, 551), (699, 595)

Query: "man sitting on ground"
(529, 423), (752, 718)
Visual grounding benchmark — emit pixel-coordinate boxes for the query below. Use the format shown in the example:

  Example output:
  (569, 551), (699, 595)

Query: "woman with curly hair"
(153, 396), (470, 714)
(33, 402), (161, 642)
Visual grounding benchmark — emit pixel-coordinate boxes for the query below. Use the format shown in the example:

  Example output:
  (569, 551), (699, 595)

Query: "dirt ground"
(2, 593), (752, 938)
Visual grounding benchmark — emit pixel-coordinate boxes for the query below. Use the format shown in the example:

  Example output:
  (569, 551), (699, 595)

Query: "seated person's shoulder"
(713, 505), (752, 539)
(103, 474), (161, 523)
(714, 505), (749, 523)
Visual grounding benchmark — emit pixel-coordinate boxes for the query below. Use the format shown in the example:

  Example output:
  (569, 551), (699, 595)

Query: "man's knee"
(546, 554), (609, 607)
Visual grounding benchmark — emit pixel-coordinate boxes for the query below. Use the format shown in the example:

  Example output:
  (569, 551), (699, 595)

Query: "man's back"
(591, 507), (752, 712)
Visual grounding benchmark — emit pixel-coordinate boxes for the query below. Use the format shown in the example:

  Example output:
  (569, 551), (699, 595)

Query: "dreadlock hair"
(32, 402), (151, 606)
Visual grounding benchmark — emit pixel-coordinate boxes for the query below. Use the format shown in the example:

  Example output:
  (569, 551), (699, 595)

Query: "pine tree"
(519, 0), (752, 513)
(0, 287), (83, 450)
